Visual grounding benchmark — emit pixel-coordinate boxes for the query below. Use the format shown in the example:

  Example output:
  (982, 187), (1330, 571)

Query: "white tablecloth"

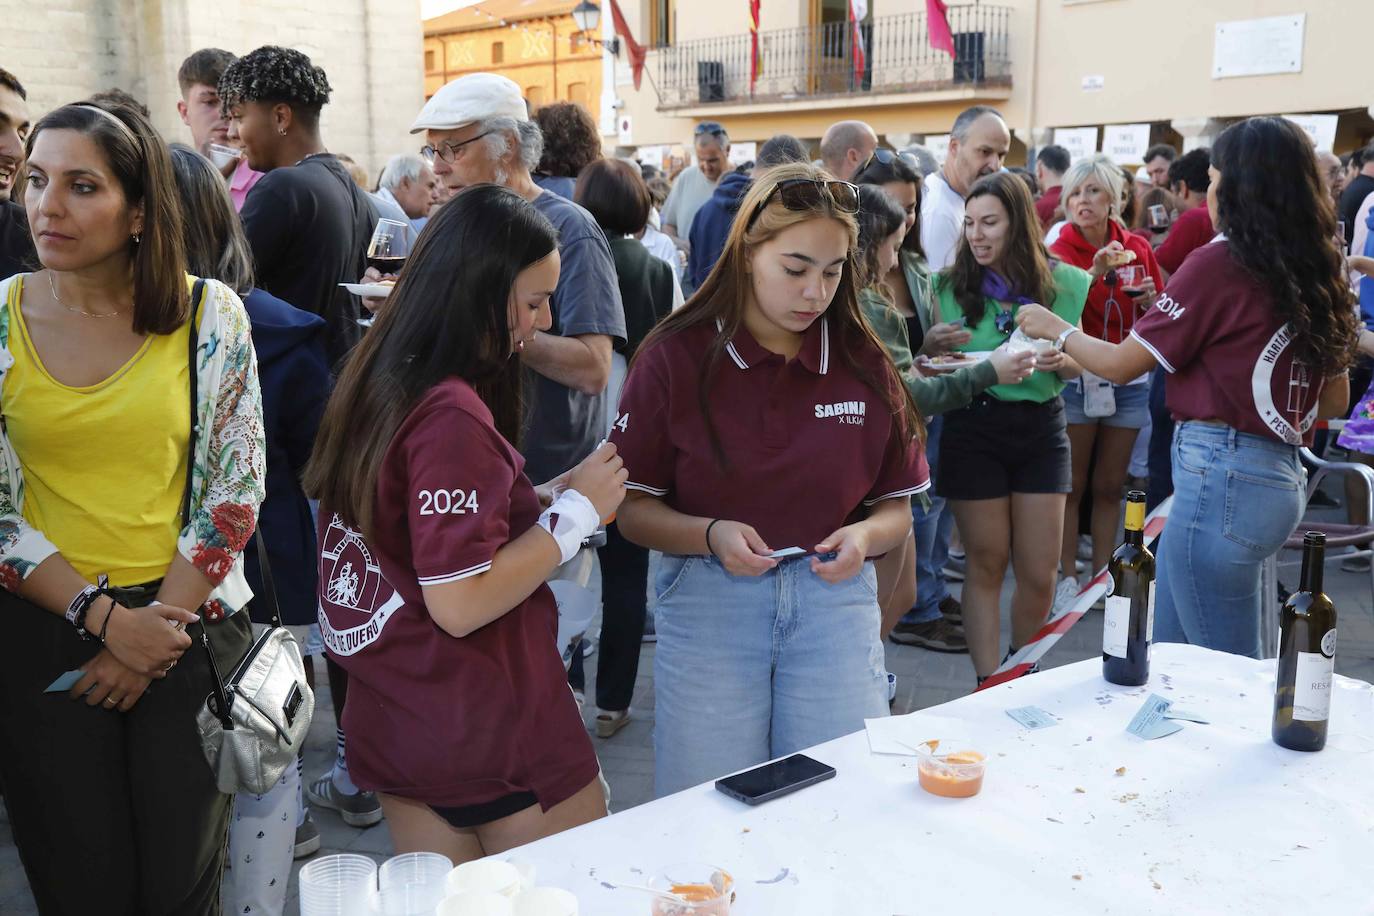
(506, 645), (1374, 914)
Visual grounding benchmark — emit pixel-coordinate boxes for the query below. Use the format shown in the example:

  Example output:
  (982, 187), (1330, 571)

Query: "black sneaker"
(938, 595), (963, 625)
(889, 617), (969, 653)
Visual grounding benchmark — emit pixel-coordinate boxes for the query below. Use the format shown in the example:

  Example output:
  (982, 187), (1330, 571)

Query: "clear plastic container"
(446, 860), (522, 898)
(379, 850), (452, 913)
(647, 864), (734, 916)
(917, 749), (986, 798)
(299, 853), (379, 916)
(437, 892), (516, 916)
(512, 886), (580, 916)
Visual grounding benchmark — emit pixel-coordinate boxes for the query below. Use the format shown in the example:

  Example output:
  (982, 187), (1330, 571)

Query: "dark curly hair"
(218, 45), (331, 125)
(1211, 117), (1357, 378)
(533, 102), (602, 178)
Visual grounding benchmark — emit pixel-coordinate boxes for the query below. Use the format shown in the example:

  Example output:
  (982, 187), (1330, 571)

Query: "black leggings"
(0, 590), (252, 915)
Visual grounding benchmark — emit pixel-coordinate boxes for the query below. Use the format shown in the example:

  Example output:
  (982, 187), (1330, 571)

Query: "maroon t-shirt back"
(1154, 203), (1215, 275)
(317, 377), (598, 809)
(1131, 238), (1325, 446)
(610, 318), (929, 551)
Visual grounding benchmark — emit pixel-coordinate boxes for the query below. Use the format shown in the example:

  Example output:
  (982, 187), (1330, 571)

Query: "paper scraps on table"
(1006, 705), (1060, 730)
(1126, 693), (1184, 740)
(865, 713), (973, 756)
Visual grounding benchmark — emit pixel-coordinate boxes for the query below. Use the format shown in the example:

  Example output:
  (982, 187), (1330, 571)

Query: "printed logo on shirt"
(1153, 292), (1186, 321)
(318, 514), (403, 655)
(1252, 323), (1317, 446)
(814, 400), (866, 425)
(417, 488), (479, 515)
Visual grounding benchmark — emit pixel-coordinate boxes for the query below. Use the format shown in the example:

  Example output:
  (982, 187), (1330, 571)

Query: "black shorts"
(430, 791), (538, 829)
(937, 394), (1072, 500)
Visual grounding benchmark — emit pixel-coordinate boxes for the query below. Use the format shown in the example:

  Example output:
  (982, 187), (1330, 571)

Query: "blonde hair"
(1061, 153), (1126, 225)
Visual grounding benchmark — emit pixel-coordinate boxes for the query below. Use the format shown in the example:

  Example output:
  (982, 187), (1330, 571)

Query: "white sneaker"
(1076, 535), (1093, 562)
(1052, 577), (1081, 614)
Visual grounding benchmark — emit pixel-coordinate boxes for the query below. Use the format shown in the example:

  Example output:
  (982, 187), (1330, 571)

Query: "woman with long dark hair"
(1019, 117), (1357, 656)
(610, 162), (929, 795)
(305, 185), (623, 861)
(0, 100), (262, 913)
(933, 171), (1091, 683)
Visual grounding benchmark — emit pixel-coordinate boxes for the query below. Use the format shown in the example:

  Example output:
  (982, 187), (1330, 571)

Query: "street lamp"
(571, 0), (600, 34)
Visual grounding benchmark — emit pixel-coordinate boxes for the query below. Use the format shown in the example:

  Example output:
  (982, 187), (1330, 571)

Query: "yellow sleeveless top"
(6, 277), (191, 585)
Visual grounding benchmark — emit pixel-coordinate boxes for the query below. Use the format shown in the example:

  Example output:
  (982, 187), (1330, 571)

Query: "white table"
(507, 645), (1374, 914)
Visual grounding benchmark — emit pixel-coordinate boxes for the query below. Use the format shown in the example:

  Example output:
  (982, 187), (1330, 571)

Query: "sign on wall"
(924, 134), (950, 165)
(1101, 124), (1152, 164)
(1213, 15), (1305, 79)
(1053, 127), (1099, 164)
(1282, 113), (1338, 152)
(728, 142), (757, 168)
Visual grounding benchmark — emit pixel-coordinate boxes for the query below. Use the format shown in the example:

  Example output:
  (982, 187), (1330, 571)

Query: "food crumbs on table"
(1071, 874), (1083, 881)
(1152, 879), (1162, 890)
(1074, 787), (1086, 793)
(1115, 767), (1127, 776)
(741, 827), (750, 834)
(1047, 817), (1063, 824)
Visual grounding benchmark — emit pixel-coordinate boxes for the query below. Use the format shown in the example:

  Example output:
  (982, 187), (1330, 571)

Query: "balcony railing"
(655, 5), (1012, 109)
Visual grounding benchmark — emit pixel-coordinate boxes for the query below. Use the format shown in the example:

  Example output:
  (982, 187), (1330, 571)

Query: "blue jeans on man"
(901, 416), (951, 626)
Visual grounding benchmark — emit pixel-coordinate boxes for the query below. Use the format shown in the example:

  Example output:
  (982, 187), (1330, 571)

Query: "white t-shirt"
(660, 166), (718, 238)
(920, 171), (966, 271)
(1044, 220), (1067, 248)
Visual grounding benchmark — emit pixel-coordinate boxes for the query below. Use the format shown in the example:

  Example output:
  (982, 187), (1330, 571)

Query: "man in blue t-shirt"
(407, 73), (627, 484)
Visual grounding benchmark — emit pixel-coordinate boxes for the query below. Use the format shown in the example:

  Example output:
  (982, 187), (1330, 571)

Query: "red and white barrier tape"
(1313, 419), (1347, 431)
(976, 496), (1173, 691)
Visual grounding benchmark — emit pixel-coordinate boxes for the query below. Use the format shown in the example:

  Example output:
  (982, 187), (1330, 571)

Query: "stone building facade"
(0, 0), (425, 182)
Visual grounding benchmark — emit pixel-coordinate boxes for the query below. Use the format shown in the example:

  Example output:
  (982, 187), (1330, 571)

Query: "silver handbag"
(180, 280), (314, 795)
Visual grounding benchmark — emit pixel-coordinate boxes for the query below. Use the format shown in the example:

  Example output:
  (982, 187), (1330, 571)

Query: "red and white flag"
(749, 0), (762, 93)
(849, 0), (867, 85)
(927, 0), (955, 57)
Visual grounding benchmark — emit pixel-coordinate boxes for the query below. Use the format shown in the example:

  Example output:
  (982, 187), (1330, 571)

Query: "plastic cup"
(207, 142), (241, 170)
(299, 853), (379, 916)
(512, 887), (579, 916)
(380, 851), (452, 898)
(508, 860), (537, 892)
(437, 892), (516, 916)
(446, 860), (522, 898)
(917, 749), (987, 798)
(647, 865), (734, 916)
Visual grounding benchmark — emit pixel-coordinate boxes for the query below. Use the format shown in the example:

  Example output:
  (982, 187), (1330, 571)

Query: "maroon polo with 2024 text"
(609, 317), (930, 552)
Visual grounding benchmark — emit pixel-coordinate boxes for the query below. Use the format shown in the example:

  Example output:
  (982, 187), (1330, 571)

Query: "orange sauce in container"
(917, 750), (986, 798)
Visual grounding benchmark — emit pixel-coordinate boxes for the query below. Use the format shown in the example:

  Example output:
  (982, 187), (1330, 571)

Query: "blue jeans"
(904, 415), (950, 625)
(1146, 367), (1173, 511)
(651, 554), (888, 797)
(1155, 422), (1305, 658)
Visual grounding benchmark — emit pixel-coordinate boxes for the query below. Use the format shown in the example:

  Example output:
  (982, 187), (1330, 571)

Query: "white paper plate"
(340, 282), (395, 298)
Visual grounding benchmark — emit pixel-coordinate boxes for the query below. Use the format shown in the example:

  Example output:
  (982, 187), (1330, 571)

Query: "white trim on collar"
(819, 317), (830, 375)
(716, 318), (750, 369)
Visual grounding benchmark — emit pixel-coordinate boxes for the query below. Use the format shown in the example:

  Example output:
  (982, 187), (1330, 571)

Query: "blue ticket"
(1126, 693), (1184, 739)
(44, 669), (86, 694)
(1006, 705), (1059, 729)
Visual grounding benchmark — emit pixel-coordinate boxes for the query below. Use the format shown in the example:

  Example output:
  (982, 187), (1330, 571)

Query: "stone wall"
(0, 0), (425, 182)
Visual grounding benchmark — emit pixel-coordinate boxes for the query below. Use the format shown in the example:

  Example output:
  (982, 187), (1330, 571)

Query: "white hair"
(378, 153), (426, 191)
(1061, 153), (1126, 224)
(475, 117), (544, 181)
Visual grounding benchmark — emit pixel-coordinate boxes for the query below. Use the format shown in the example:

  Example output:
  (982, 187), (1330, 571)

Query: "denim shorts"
(1062, 378), (1151, 428)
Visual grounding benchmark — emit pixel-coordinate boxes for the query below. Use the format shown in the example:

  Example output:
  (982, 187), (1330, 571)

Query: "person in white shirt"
(920, 105), (1011, 272)
(660, 122), (730, 243)
(374, 153), (440, 233)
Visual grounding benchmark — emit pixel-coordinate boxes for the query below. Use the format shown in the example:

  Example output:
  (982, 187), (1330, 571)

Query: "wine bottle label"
(1103, 596), (1130, 658)
(1293, 650), (1334, 722)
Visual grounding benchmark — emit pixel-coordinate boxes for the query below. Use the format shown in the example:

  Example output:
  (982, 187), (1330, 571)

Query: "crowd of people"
(0, 46), (1369, 915)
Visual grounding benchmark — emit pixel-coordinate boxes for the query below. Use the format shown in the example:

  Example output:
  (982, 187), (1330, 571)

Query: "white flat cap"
(410, 73), (528, 134)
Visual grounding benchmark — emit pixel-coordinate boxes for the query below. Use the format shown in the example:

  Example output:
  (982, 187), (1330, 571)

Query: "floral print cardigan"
(0, 274), (266, 619)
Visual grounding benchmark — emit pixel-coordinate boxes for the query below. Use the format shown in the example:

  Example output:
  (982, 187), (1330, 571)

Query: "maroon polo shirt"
(316, 377), (599, 810)
(1154, 203), (1216, 275)
(1131, 238), (1326, 446)
(610, 317), (929, 551)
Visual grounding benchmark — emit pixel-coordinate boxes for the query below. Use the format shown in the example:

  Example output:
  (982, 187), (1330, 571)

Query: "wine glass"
(366, 218), (412, 278)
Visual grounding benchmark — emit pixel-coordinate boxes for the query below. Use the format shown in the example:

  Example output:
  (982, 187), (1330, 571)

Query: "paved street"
(3, 498), (1372, 913)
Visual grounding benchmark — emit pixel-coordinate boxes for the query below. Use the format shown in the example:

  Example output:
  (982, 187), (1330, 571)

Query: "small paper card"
(1006, 706), (1059, 729)
(44, 669), (85, 694)
(1163, 708), (1210, 724)
(1126, 693), (1184, 739)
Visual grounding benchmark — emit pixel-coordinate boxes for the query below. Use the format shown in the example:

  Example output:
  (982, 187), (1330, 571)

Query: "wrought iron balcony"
(655, 5), (1012, 109)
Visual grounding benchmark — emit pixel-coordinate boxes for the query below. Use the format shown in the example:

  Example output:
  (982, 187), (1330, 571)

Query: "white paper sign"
(1213, 15), (1305, 79)
(1101, 124), (1152, 164)
(1081, 75), (1105, 92)
(925, 134), (950, 165)
(1282, 113), (1339, 152)
(728, 141), (757, 168)
(1053, 127), (1099, 164)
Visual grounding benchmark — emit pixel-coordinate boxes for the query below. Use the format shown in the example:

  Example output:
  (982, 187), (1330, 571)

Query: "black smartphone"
(714, 754), (837, 806)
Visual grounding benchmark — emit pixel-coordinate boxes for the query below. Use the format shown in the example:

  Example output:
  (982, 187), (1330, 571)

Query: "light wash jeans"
(651, 554), (889, 797)
(1154, 422), (1305, 659)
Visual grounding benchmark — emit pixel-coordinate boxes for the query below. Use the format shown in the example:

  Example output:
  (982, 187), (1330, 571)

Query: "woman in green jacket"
(854, 185), (1033, 641)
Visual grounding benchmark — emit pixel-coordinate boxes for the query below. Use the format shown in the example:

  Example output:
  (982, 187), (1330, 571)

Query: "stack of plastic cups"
(299, 854), (379, 916)
(378, 852), (454, 915)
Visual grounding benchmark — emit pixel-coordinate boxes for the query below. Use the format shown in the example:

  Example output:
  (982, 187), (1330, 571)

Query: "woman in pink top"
(1019, 117), (1357, 656)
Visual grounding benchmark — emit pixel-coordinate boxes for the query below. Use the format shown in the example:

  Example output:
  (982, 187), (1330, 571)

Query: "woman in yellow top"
(0, 100), (264, 914)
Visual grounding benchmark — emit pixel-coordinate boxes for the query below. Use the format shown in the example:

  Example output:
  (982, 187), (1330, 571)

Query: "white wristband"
(538, 488), (601, 565)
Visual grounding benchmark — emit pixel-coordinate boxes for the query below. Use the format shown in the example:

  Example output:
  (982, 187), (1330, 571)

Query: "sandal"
(595, 708), (631, 739)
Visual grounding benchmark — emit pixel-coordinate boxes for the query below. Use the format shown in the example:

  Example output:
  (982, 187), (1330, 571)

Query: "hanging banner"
(1282, 114), (1338, 152)
(1052, 127), (1099, 164)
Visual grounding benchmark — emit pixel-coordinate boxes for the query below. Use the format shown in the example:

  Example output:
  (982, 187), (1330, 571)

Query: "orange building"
(423, 0), (602, 111)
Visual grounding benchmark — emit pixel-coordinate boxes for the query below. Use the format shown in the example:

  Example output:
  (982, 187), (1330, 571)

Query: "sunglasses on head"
(859, 147), (897, 176)
(695, 121), (726, 137)
(745, 178), (861, 231)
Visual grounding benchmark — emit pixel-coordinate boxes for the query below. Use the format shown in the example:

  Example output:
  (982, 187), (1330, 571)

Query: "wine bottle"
(1103, 490), (1155, 686)
(1272, 532), (1337, 752)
